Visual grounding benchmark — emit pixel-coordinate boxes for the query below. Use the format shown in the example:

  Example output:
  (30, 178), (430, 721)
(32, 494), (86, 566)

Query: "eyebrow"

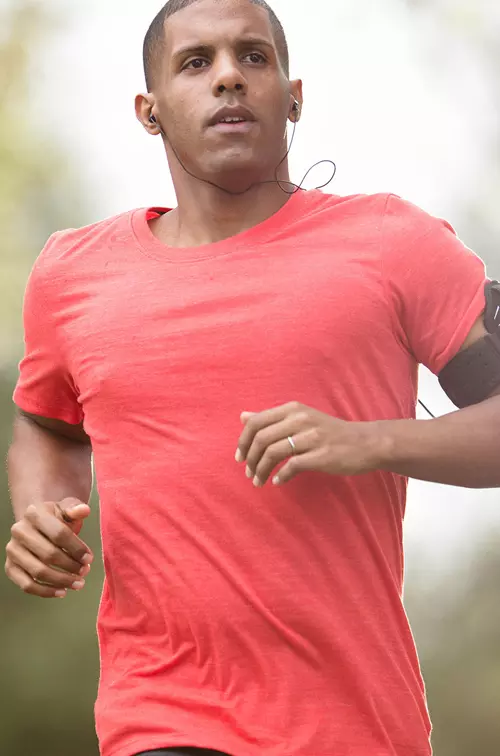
(171, 37), (275, 64)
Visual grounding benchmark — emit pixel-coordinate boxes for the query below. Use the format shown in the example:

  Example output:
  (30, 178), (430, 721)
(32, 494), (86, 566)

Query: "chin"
(203, 151), (269, 191)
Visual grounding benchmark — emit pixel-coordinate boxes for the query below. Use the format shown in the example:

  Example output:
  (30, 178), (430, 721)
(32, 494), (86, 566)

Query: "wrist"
(371, 417), (437, 474)
(367, 418), (415, 472)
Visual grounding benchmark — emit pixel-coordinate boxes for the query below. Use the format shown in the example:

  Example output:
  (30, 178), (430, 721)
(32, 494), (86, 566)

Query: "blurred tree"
(405, 0), (500, 277)
(0, 0), (91, 361)
(0, 3), (102, 755)
(405, 533), (500, 756)
(400, 10), (500, 748)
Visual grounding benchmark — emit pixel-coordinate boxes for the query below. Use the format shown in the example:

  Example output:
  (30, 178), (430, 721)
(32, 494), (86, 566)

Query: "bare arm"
(8, 410), (93, 520)
(5, 410), (94, 599)
(376, 392), (500, 489)
(376, 318), (500, 489)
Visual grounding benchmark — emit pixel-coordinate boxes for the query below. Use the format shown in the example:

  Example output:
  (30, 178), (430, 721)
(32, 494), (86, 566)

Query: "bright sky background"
(32, 0), (500, 581)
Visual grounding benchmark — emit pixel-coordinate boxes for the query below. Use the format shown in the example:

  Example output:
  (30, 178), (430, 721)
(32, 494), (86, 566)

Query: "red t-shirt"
(14, 190), (487, 756)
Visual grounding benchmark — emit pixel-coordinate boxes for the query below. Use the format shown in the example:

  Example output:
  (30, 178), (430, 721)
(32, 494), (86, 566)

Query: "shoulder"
(301, 190), (442, 234)
(302, 189), (388, 217)
(380, 193), (457, 242)
(24, 209), (141, 310)
(313, 190), (451, 232)
(34, 209), (139, 274)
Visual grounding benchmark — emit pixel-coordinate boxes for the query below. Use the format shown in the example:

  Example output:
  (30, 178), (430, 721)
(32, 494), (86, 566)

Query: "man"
(5, 0), (500, 755)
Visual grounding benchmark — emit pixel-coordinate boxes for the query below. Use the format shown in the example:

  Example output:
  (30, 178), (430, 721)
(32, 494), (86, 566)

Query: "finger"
(25, 505), (93, 564)
(236, 402), (301, 462)
(5, 561), (68, 599)
(10, 521), (87, 576)
(272, 451), (319, 486)
(254, 430), (313, 486)
(6, 542), (85, 591)
(246, 417), (306, 482)
(247, 410), (311, 478)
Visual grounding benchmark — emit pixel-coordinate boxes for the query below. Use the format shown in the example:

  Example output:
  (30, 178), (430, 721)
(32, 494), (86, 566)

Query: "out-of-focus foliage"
(401, 7), (500, 745)
(0, 0), (89, 361)
(0, 3), (102, 755)
(406, 0), (500, 277)
(405, 533), (500, 756)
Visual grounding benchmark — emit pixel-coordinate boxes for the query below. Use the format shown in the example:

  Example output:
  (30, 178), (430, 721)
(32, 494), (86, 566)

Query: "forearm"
(8, 416), (93, 521)
(376, 396), (500, 489)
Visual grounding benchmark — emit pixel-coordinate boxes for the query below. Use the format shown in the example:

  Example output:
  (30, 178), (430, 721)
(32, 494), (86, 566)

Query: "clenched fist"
(5, 498), (93, 599)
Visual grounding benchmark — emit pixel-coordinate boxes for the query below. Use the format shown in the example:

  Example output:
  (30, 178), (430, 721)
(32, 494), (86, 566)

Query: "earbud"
(290, 100), (300, 121)
(149, 114), (157, 124)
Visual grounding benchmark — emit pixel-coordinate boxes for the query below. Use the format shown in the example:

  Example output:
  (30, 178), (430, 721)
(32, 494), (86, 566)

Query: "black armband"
(438, 280), (500, 409)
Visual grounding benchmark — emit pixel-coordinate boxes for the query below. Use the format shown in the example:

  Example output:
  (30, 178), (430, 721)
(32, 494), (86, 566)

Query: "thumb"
(55, 498), (91, 534)
(240, 412), (257, 424)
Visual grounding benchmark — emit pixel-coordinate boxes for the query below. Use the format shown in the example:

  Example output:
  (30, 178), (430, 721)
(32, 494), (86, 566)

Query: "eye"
(183, 58), (209, 71)
(244, 52), (266, 65)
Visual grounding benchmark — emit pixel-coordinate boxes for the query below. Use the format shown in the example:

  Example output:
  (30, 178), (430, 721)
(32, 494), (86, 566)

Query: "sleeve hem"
(431, 280), (487, 375)
(12, 392), (84, 427)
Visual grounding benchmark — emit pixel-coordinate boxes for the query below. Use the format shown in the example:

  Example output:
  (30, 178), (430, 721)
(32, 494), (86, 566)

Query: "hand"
(235, 402), (383, 487)
(5, 498), (93, 599)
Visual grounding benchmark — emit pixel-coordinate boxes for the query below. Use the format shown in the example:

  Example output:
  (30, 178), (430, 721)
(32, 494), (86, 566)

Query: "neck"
(153, 160), (293, 248)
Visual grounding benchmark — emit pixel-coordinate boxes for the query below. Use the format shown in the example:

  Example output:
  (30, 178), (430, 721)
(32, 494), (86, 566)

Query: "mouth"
(208, 105), (257, 134)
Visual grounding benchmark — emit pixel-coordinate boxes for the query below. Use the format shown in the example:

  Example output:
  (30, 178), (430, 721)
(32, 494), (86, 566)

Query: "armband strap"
(439, 333), (500, 408)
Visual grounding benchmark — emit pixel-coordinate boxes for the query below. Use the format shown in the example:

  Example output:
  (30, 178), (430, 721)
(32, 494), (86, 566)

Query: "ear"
(135, 93), (160, 135)
(288, 79), (303, 123)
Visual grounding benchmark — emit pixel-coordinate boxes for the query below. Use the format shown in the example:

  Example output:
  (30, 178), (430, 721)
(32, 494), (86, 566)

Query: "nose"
(211, 53), (248, 97)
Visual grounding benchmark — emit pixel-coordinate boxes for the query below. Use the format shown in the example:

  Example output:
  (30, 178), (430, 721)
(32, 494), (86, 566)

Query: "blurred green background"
(1, 1), (499, 755)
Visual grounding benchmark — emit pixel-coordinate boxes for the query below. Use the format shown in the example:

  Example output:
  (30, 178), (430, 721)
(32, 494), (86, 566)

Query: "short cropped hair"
(143, 0), (290, 91)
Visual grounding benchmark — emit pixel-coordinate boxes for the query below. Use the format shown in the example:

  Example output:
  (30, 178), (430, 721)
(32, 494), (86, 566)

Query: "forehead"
(164, 0), (274, 51)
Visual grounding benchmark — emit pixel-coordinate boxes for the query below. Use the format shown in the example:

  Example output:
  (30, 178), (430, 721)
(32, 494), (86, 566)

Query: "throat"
(151, 186), (292, 249)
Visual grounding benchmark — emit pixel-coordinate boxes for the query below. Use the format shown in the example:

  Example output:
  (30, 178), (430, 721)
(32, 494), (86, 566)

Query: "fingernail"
(246, 466), (253, 479)
(272, 476), (280, 486)
(79, 564), (91, 577)
(55, 590), (67, 598)
(72, 580), (85, 591)
(82, 554), (94, 566)
(235, 449), (243, 463)
(253, 476), (262, 488)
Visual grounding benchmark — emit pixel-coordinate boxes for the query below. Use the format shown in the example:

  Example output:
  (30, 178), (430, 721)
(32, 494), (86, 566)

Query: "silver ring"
(287, 436), (297, 455)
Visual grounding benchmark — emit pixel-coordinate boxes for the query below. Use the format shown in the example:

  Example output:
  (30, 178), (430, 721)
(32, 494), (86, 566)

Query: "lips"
(207, 105), (256, 128)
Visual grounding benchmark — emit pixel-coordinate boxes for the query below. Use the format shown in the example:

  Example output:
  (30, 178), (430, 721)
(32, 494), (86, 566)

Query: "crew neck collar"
(131, 189), (310, 263)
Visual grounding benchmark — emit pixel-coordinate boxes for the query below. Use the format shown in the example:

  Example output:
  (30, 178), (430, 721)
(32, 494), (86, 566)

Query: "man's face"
(150, 0), (300, 188)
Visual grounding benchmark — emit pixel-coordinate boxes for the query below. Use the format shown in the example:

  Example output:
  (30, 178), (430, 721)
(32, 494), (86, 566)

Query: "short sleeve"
(381, 194), (489, 375)
(13, 233), (84, 425)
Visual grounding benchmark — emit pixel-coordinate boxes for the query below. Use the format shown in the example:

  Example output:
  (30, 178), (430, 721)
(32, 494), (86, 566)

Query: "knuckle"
(10, 521), (22, 538)
(295, 411), (309, 425)
(45, 545), (61, 563)
(247, 417), (258, 432)
(52, 524), (67, 545)
(289, 401), (302, 412)
(310, 427), (322, 444)
(73, 543), (87, 559)
(264, 445), (279, 463)
(32, 564), (48, 581)
(253, 430), (266, 449)
(25, 504), (39, 521)
(21, 580), (34, 594)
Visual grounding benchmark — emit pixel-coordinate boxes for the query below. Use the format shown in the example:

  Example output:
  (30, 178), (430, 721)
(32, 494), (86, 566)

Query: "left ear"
(289, 79), (303, 123)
